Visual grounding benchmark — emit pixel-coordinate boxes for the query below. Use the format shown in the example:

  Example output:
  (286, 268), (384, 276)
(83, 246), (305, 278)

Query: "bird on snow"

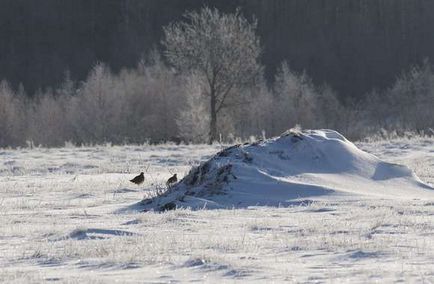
(166, 174), (178, 187)
(130, 172), (144, 185)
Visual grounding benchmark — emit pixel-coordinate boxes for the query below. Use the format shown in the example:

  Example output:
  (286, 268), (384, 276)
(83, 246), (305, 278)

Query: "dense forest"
(1, 0), (434, 99)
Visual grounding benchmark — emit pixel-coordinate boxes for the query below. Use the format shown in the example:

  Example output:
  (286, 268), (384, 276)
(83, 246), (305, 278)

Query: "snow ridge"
(144, 129), (434, 211)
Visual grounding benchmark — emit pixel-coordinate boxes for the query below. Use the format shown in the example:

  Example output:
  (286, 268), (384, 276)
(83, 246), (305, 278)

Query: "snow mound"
(143, 129), (434, 210)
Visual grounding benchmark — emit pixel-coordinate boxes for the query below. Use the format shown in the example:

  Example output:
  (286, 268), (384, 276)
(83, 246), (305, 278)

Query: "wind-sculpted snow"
(144, 130), (434, 211)
(1, 135), (434, 283)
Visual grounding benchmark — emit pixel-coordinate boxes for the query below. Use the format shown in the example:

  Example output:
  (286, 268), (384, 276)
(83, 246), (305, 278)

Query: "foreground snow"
(0, 137), (433, 283)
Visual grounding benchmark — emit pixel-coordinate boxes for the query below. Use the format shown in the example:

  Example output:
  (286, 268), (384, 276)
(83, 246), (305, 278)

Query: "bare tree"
(162, 7), (262, 143)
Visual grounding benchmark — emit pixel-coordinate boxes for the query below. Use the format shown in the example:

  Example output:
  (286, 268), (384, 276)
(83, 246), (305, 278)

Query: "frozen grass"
(0, 139), (433, 283)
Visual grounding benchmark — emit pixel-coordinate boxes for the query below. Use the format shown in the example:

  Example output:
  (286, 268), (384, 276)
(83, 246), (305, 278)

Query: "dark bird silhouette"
(166, 174), (177, 187)
(130, 172), (144, 185)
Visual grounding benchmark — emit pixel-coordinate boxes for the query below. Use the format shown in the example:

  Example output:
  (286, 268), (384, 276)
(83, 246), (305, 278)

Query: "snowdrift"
(143, 129), (434, 210)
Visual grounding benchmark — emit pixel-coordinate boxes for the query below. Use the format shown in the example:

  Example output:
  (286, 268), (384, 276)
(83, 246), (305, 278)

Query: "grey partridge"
(166, 174), (177, 187)
(130, 172), (144, 185)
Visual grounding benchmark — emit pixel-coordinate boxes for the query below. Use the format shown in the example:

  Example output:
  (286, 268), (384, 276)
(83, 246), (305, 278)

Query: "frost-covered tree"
(0, 81), (25, 147)
(363, 60), (434, 134)
(27, 92), (67, 146)
(176, 75), (209, 143)
(70, 63), (124, 143)
(272, 62), (317, 133)
(387, 60), (434, 131)
(315, 84), (342, 130)
(223, 78), (273, 140)
(163, 7), (262, 143)
(127, 52), (182, 143)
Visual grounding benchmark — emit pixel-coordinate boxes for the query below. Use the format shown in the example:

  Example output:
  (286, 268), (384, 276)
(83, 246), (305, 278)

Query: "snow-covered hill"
(145, 130), (434, 211)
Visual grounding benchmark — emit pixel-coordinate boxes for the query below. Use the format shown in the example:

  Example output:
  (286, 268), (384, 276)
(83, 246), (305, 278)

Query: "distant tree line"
(1, 5), (434, 147)
(1, 0), (434, 99)
(1, 50), (433, 147)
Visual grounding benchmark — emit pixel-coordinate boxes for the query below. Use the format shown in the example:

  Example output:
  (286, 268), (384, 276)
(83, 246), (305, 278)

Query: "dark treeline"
(1, 0), (434, 99)
(1, 53), (434, 147)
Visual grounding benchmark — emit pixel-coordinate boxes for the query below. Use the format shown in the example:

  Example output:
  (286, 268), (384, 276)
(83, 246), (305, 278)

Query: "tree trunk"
(208, 91), (217, 144)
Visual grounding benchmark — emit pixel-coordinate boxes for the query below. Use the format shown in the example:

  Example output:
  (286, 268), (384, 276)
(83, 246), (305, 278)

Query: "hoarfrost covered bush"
(0, 81), (25, 147)
(272, 62), (317, 132)
(366, 60), (434, 134)
(270, 62), (344, 136)
(0, 57), (374, 147)
(69, 58), (182, 145)
(0, 55), (186, 147)
(71, 63), (124, 144)
(131, 54), (183, 143)
(222, 78), (274, 140)
(27, 92), (72, 146)
(176, 75), (209, 143)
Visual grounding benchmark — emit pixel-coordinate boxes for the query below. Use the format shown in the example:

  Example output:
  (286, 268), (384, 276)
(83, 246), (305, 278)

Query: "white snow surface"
(0, 132), (434, 283)
(146, 130), (434, 211)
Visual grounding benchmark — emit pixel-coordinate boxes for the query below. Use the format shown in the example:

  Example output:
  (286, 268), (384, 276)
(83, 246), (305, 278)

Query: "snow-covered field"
(1, 137), (434, 283)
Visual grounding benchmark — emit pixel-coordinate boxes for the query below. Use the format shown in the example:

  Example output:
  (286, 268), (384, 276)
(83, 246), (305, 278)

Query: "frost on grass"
(0, 136), (433, 283)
